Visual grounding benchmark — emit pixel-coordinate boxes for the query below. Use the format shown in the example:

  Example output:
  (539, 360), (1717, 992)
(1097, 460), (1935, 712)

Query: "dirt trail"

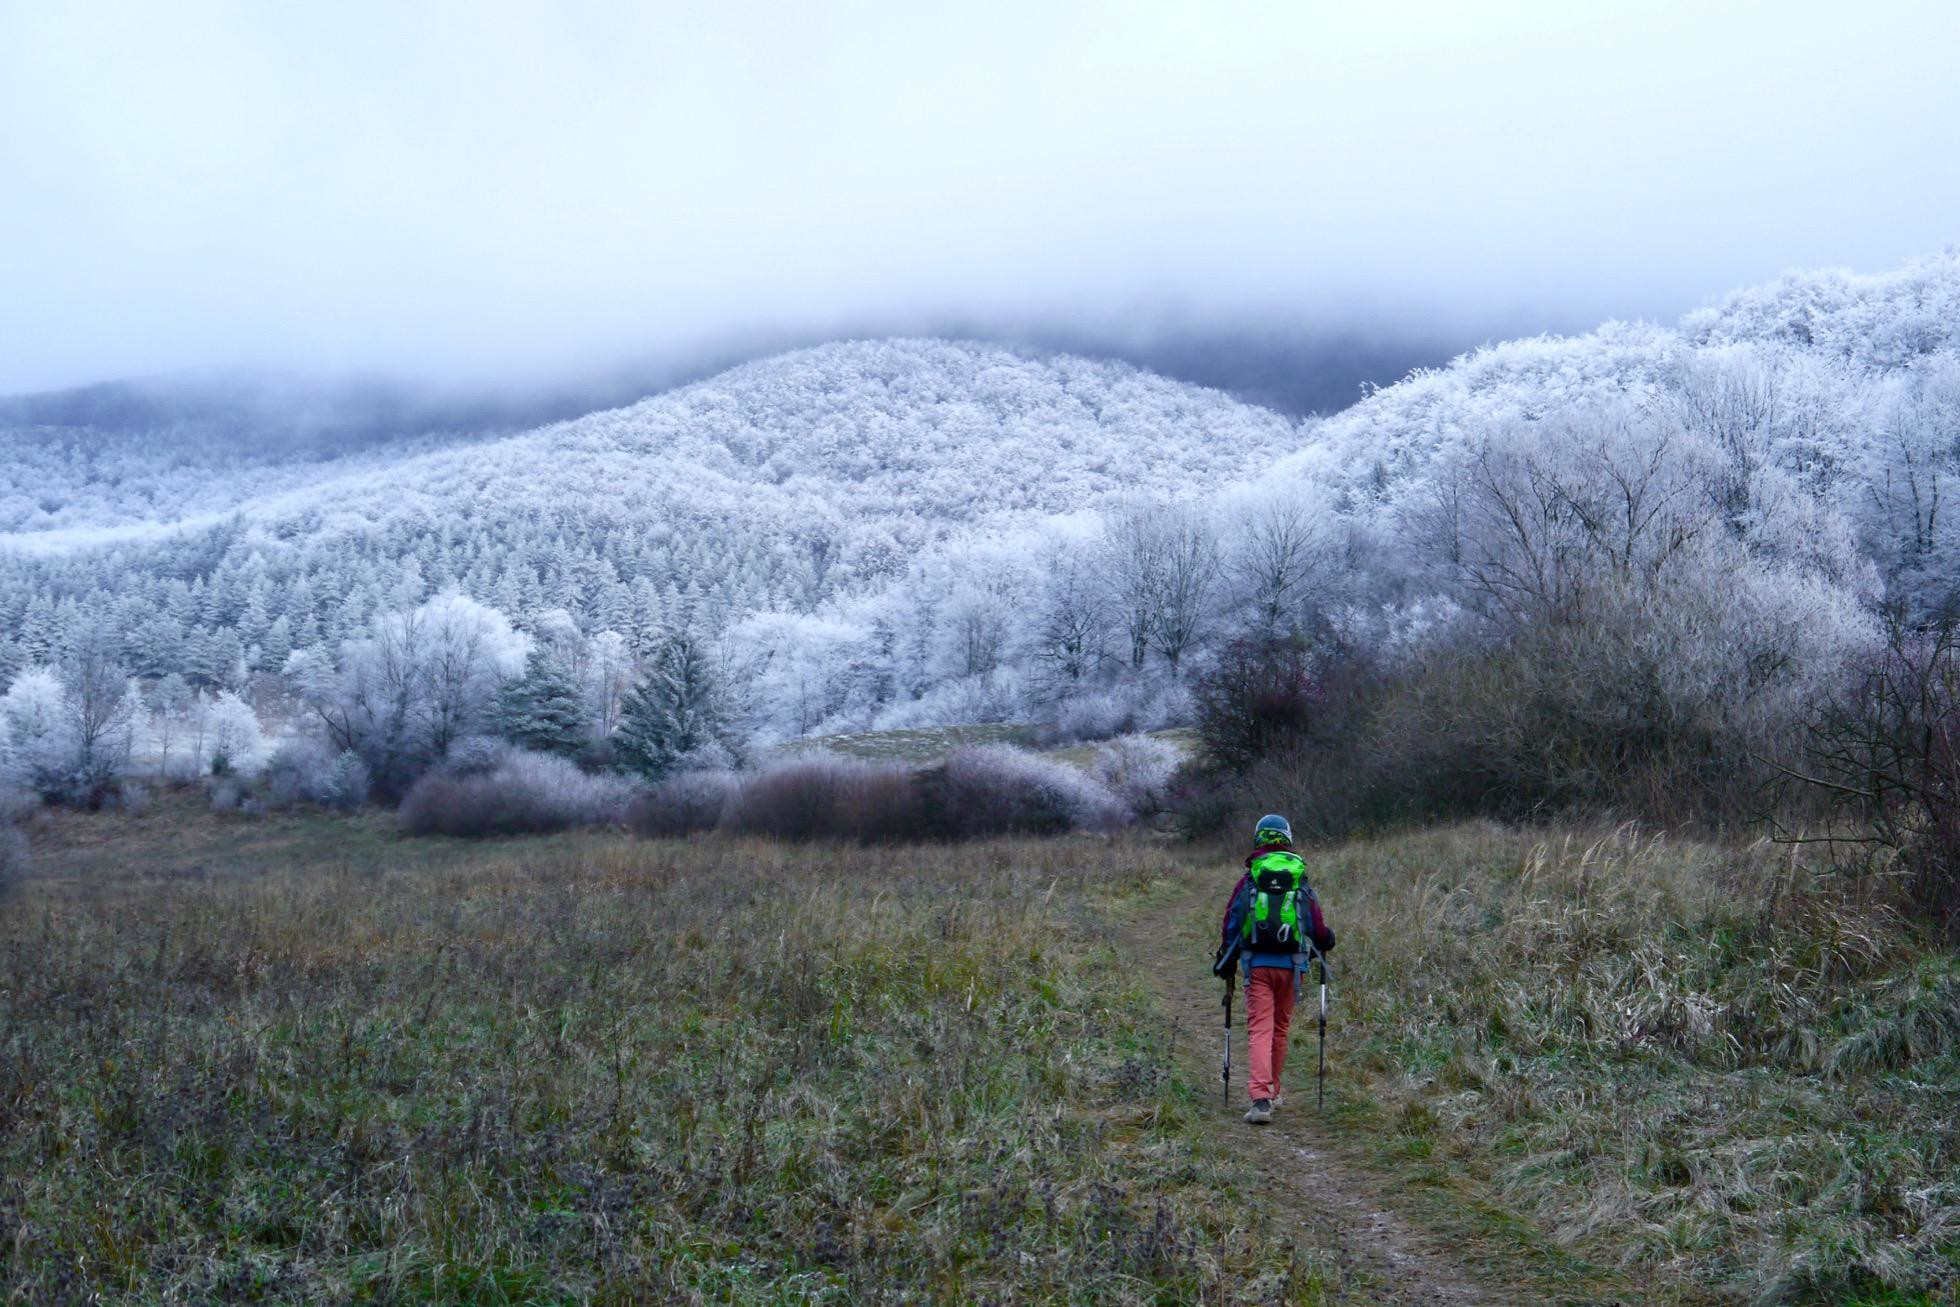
(1118, 875), (1508, 1306)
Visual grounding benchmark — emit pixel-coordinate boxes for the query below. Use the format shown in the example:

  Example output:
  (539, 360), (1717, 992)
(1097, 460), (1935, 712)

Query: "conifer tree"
(614, 632), (726, 779)
(491, 648), (589, 757)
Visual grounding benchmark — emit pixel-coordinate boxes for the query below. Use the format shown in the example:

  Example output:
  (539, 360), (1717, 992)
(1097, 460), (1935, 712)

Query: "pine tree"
(490, 648), (589, 757)
(18, 594), (57, 664)
(259, 615), (294, 672)
(614, 633), (726, 779)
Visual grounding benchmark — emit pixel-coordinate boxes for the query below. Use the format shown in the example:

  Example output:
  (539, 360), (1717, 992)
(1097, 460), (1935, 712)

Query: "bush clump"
(399, 748), (638, 837)
(628, 745), (1137, 843)
(264, 738), (373, 810)
(1091, 734), (1183, 816)
(721, 755), (928, 842)
(626, 770), (740, 837)
(932, 744), (1130, 838)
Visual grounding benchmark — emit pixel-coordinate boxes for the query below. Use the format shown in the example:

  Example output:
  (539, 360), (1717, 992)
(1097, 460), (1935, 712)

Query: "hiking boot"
(1244, 1098), (1273, 1124)
(1270, 1093), (1285, 1111)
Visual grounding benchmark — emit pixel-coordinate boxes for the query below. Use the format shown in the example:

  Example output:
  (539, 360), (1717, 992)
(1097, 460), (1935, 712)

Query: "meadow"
(1, 796), (1328, 1304)
(3, 796), (1955, 1303)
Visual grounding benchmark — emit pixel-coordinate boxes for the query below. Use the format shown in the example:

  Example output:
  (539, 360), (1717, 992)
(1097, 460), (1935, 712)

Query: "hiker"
(1213, 813), (1335, 1124)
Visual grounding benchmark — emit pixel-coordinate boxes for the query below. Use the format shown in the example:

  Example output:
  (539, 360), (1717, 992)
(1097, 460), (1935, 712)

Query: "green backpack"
(1242, 849), (1312, 954)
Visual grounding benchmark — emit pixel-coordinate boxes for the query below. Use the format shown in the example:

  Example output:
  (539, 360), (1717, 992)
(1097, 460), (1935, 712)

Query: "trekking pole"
(1221, 979), (1233, 1107)
(1314, 950), (1329, 1112)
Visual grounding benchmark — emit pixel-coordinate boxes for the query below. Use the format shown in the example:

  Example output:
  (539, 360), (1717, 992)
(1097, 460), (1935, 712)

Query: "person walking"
(1213, 814), (1335, 1124)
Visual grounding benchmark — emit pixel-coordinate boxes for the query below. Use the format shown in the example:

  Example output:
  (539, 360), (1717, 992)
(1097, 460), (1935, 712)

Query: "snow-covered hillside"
(0, 339), (1300, 684)
(1, 255), (1956, 755)
(730, 253), (1959, 741)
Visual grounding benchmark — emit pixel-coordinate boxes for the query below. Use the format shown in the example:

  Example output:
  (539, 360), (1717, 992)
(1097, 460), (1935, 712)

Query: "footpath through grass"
(0, 811), (1334, 1303)
(1297, 823), (1960, 1305)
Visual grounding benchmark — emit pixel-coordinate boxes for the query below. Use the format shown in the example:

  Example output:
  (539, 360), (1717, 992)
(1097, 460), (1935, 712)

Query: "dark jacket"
(1216, 840), (1335, 973)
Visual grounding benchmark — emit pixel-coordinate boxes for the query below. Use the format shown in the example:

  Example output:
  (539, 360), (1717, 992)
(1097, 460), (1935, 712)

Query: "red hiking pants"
(1244, 966), (1296, 1102)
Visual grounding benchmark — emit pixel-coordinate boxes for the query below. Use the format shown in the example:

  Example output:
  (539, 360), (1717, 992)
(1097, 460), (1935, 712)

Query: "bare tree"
(283, 593), (528, 799)
(58, 624), (136, 806)
(417, 594), (525, 758)
(1450, 412), (1716, 634)
(585, 630), (636, 739)
(1781, 609), (1960, 933)
(148, 672), (191, 778)
(1101, 506), (1163, 671)
(1147, 505), (1222, 674)
(1032, 548), (1108, 686)
(1231, 503), (1330, 642)
(947, 581), (1011, 679)
(1673, 348), (1781, 534)
(1097, 503), (1224, 675)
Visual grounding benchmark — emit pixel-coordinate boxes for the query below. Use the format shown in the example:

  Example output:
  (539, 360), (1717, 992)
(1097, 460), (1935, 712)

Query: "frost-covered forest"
(2, 256), (1958, 807)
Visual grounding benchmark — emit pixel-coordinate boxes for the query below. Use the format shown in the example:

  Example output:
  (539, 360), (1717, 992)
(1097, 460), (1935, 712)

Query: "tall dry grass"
(1299, 823), (1958, 1303)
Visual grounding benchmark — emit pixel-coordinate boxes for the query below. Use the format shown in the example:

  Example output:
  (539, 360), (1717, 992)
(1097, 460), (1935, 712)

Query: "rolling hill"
(1, 254), (1955, 748)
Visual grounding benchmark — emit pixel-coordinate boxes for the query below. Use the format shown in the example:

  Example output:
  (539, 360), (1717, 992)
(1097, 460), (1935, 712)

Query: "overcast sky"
(2, 0), (1956, 395)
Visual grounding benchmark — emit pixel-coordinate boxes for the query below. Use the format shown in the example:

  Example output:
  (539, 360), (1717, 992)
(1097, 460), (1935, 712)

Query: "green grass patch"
(775, 725), (1033, 765)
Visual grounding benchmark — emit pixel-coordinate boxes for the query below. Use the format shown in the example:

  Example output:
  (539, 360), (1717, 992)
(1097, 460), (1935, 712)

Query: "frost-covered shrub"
(627, 770), (740, 838)
(442, 735), (519, 777)
(322, 751), (373, 810)
(2, 655), (138, 808)
(871, 671), (1028, 731)
(1045, 687), (1145, 743)
(265, 738), (332, 806)
(266, 738), (374, 809)
(0, 667), (67, 787)
(1092, 734), (1183, 815)
(0, 667), (65, 751)
(203, 691), (270, 777)
(285, 593), (530, 801)
(723, 755), (928, 843)
(399, 748), (638, 837)
(1043, 679), (1192, 745)
(268, 740), (374, 811)
(934, 744), (1131, 837)
(671, 739), (738, 776)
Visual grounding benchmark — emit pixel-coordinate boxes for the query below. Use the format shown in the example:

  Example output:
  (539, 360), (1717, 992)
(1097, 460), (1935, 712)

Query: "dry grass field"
(0, 796), (1329, 1304)
(1287, 825), (1960, 1304)
(3, 795), (1955, 1303)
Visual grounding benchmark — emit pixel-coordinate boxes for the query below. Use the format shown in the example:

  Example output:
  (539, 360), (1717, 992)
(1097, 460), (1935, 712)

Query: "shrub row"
(398, 743), (638, 837)
(628, 743), (1142, 843)
(1187, 626), (1800, 842)
(379, 736), (1164, 843)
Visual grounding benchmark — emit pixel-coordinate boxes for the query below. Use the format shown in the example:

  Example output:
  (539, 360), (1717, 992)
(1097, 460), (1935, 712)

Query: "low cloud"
(2, 1), (1956, 394)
